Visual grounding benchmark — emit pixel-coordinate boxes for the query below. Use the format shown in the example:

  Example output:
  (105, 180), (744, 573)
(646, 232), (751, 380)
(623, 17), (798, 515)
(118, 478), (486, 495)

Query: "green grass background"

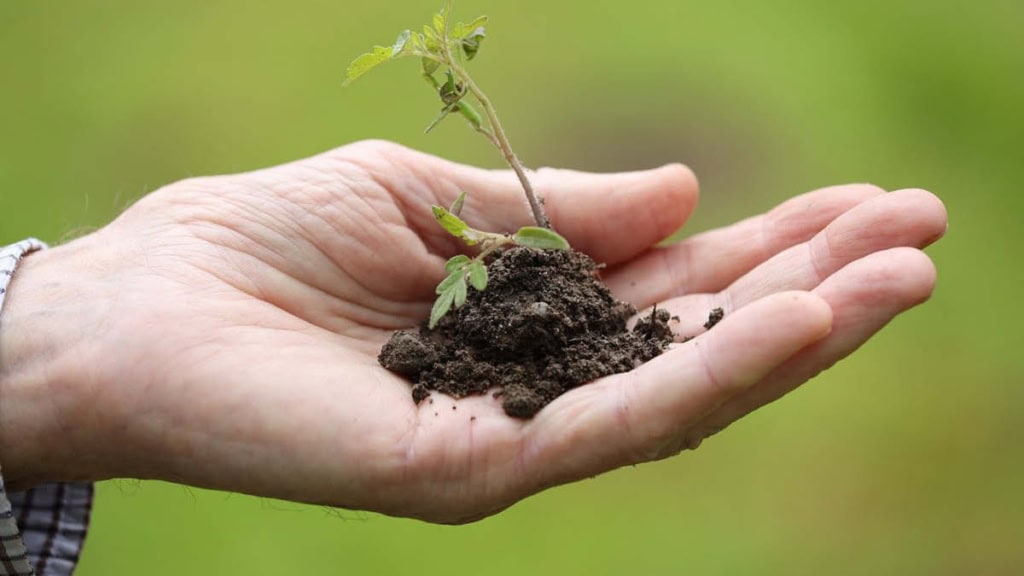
(2, 1), (1021, 574)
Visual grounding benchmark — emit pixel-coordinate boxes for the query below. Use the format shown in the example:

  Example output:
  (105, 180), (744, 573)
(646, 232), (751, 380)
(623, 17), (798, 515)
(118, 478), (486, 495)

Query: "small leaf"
(424, 103), (457, 134)
(429, 288), (456, 329)
(445, 254), (471, 274)
(449, 191), (467, 215)
(451, 101), (483, 130)
(422, 25), (440, 51)
(432, 205), (470, 239)
(452, 16), (488, 39)
(432, 206), (488, 245)
(422, 56), (439, 76)
(513, 226), (571, 251)
(342, 45), (395, 86)
(468, 261), (489, 291)
(460, 27), (486, 60)
(452, 275), (468, 307)
(392, 29), (412, 55)
(436, 0), (454, 33)
(409, 31), (426, 51)
(436, 270), (463, 294)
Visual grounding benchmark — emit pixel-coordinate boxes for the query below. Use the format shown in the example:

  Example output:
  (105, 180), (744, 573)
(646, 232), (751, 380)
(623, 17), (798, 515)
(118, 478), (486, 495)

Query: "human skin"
(0, 140), (946, 523)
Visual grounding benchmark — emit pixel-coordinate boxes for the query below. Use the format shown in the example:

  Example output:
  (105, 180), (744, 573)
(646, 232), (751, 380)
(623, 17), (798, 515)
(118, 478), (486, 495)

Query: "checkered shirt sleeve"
(1, 239), (94, 576)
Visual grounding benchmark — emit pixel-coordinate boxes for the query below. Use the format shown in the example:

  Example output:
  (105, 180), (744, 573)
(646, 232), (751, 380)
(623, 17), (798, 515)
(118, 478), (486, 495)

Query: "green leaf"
(431, 263), (467, 328)
(429, 288), (456, 329)
(437, 1), (454, 33)
(436, 270), (463, 294)
(422, 25), (440, 51)
(424, 102), (457, 134)
(452, 16), (488, 39)
(342, 30), (415, 87)
(422, 56), (440, 76)
(409, 31), (426, 51)
(453, 275), (468, 307)
(468, 261), (489, 291)
(445, 254), (471, 274)
(513, 226), (571, 250)
(432, 205), (470, 239)
(460, 27), (486, 60)
(457, 101), (484, 130)
(449, 191), (467, 215)
(342, 45), (395, 86)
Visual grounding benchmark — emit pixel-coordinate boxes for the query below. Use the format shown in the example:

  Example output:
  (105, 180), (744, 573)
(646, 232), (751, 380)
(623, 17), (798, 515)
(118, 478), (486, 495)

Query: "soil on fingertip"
(379, 246), (713, 418)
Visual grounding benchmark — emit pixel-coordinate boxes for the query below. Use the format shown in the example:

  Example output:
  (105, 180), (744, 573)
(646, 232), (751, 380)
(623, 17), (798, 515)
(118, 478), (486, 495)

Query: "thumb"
(451, 163), (700, 266)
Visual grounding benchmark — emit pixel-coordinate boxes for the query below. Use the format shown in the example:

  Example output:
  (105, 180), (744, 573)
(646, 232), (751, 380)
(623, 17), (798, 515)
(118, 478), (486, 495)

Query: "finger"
(721, 188), (947, 309)
(605, 183), (885, 307)
(449, 162), (700, 267)
(683, 247), (937, 447)
(654, 188), (947, 331)
(523, 291), (832, 486)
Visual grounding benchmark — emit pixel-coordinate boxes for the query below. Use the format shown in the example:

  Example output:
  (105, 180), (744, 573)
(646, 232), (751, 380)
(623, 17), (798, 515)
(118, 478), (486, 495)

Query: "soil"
(379, 247), (710, 418)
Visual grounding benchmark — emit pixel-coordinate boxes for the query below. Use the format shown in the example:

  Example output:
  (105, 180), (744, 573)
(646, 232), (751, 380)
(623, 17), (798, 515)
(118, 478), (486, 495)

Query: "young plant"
(430, 192), (569, 327)
(344, 1), (570, 328)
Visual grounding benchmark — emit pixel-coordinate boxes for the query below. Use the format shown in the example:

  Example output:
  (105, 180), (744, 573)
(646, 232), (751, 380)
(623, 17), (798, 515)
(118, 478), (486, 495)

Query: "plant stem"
(448, 61), (551, 229)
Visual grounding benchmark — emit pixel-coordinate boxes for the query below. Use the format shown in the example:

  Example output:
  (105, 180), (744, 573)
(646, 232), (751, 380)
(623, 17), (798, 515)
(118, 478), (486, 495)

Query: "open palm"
(9, 140), (945, 523)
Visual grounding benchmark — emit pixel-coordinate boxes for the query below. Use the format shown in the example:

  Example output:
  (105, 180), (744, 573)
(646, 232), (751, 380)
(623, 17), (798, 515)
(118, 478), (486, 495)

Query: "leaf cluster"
(432, 254), (488, 328)
(343, 1), (490, 135)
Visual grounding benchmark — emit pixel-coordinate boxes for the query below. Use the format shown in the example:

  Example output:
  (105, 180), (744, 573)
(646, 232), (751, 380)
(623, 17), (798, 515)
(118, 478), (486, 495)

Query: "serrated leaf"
(429, 288), (456, 329)
(449, 191), (467, 215)
(513, 226), (571, 250)
(445, 254), (471, 274)
(342, 45), (395, 86)
(432, 205), (470, 238)
(452, 276), (468, 307)
(433, 13), (446, 35)
(468, 261), (488, 291)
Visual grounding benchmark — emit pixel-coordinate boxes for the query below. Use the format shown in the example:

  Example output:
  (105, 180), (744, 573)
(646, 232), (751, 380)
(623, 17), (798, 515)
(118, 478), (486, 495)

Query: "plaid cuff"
(6, 485), (93, 576)
(1, 239), (94, 576)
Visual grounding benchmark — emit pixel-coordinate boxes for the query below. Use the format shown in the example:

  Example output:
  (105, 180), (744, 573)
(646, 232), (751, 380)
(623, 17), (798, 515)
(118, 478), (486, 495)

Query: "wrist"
(0, 236), (108, 489)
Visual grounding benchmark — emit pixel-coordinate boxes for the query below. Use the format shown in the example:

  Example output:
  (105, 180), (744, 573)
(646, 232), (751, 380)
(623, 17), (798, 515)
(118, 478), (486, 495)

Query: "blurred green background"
(2, 0), (1021, 574)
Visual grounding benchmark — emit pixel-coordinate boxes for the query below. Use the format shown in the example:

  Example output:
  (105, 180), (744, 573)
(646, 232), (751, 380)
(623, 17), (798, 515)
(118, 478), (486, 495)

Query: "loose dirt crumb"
(704, 307), (725, 330)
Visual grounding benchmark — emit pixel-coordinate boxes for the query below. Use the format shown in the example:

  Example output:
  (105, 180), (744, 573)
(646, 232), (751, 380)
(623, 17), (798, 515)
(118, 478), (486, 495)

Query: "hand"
(0, 140), (946, 523)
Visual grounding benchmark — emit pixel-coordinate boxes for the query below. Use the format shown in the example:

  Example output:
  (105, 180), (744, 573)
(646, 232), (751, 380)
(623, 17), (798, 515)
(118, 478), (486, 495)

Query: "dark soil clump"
(703, 307), (724, 330)
(379, 247), (675, 418)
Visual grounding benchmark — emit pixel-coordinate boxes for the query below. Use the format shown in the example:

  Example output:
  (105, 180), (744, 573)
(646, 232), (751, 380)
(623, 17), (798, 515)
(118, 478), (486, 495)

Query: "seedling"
(345, 0), (570, 327)
(429, 192), (569, 327)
